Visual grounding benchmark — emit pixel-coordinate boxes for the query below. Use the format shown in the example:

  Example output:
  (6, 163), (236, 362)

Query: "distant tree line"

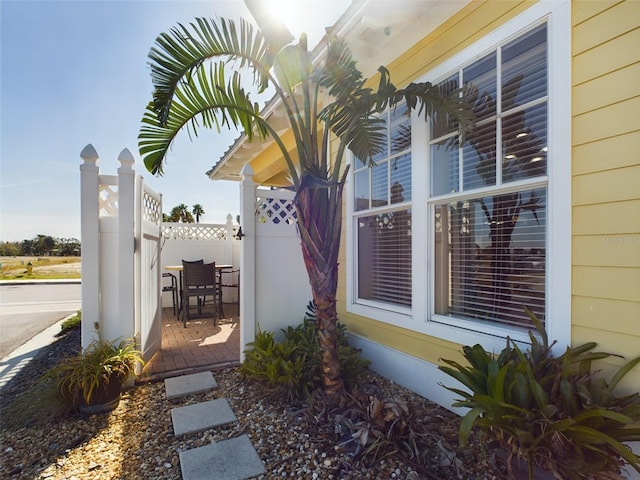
(0, 235), (81, 256)
(163, 203), (205, 223)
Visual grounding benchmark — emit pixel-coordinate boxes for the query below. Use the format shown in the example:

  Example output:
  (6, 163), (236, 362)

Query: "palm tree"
(192, 204), (205, 223)
(139, 12), (472, 401)
(168, 204), (194, 223)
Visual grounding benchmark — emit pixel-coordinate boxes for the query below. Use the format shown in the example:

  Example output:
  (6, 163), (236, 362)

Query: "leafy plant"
(439, 308), (640, 479)
(43, 337), (143, 409)
(241, 311), (370, 401)
(240, 328), (305, 400)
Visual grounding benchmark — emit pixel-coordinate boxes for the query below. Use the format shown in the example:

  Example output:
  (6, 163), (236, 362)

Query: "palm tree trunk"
(295, 176), (345, 402)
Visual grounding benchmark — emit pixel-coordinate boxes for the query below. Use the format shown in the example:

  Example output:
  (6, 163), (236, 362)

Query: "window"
(430, 23), (547, 329)
(353, 102), (412, 308)
(348, 2), (570, 347)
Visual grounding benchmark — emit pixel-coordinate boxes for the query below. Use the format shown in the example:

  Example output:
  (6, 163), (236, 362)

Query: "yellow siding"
(573, 28), (640, 85)
(573, 296), (639, 335)
(572, 0), (640, 386)
(573, 62), (640, 116)
(572, 96), (640, 146)
(572, 0), (621, 26)
(573, 266), (639, 302)
(573, 235), (640, 268)
(573, 164), (640, 206)
(573, 200), (640, 235)
(572, 0), (638, 54)
(573, 131), (639, 175)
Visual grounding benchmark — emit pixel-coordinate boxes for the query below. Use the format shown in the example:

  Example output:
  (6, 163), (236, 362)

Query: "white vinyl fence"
(80, 145), (162, 363)
(80, 145), (312, 366)
(239, 165), (312, 357)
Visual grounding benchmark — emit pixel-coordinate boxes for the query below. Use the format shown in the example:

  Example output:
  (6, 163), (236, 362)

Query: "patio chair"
(219, 268), (239, 317)
(181, 261), (218, 328)
(161, 272), (178, 317)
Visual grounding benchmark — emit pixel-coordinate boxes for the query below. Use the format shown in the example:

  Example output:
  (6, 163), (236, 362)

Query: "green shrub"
(241, 312), (370, 401)
(60, 311), (81, 332)
(43, 337), (143, 409)
(439, 308), (640, 480)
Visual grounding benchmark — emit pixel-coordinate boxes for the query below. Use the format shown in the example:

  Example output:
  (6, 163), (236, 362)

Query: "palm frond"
(139, 62), (269, 175)
(148, 17), (270, 126)
(397, 80), (475, 142)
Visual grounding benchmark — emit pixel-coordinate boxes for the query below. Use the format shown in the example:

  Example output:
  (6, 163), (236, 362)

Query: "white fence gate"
(136, 178), (163, 361)
(80, 145), (162, 363)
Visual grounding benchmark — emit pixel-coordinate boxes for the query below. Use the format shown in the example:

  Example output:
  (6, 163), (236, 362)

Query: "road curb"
(0, 312), (78, 390)
(0, 279), (81, 286)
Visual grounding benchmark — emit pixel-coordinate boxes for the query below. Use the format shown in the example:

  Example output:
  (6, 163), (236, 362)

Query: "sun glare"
(265, 0), (306, 39)
(264, 0), (348, 45)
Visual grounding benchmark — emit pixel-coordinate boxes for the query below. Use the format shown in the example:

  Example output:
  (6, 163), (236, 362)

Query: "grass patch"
(60, 311), (81, 333)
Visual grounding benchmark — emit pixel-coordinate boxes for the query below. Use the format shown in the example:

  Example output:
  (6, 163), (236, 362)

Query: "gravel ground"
(0, 328), (508, 480)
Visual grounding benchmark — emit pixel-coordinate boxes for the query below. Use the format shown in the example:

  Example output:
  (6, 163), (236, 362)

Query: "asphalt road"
(0, 283), (81, 358)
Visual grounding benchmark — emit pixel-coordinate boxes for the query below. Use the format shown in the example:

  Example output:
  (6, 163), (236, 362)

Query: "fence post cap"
(80, 144), (99, 165)
(118, 148), (135, 169)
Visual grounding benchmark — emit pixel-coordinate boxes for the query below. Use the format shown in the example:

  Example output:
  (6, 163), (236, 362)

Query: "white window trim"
(346, 0), (571, 354)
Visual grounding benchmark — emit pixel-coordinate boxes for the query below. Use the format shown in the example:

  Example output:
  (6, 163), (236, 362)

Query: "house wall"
(337, 0), (539, 381)
(571, 0), (640, 390)
(337, 0), (640, 398)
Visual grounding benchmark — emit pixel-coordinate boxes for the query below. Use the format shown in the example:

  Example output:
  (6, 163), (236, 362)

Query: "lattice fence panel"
(255, 197), (297, 225)
(143, 191), (161, 225)
(161, 224), (227, 240)
(99, 185), (118, 217)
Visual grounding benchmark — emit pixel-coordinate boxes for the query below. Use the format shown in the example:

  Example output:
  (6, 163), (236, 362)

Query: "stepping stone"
(171, 398), (237, 437)
(164, 371), (217, 401)
(179, 434), (266, 480)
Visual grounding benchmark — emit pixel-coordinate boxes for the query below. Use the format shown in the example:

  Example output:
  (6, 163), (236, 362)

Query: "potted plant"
(439, 308), (640, 480)
(45, 336), (143, 414)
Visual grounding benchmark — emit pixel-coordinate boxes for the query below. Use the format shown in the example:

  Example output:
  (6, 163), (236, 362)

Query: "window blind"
(434, 189), (546, 327)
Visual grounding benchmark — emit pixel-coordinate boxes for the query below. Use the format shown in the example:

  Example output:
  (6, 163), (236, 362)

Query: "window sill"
(347, 301), (533, 353)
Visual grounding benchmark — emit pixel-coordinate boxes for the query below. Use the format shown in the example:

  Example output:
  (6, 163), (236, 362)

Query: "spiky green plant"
(43, 338), (143, 409)
(439, 309), (640, 480)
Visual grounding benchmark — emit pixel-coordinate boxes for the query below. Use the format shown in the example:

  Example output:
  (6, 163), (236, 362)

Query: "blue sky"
(0, 0), (347, 242)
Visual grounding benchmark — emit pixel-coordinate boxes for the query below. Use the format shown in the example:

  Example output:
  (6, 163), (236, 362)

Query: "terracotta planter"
(79, 375), (124, 414)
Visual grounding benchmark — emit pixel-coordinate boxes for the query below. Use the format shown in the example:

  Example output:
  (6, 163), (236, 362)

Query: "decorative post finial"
(80, 144), (99, 166)
(118, 148), (135, 170)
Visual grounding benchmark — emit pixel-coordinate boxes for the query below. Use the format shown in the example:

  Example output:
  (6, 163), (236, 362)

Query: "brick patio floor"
(139, 304), (240, 382)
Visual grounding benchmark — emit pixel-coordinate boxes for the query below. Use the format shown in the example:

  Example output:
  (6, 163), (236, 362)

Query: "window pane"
(391, 152), (411, 203)
(432, 74), (459, 139)
(431, 139), (459, 195)
(502, 23), (547, 110)
(463, 119), (496, 190)
(358, 210), (412, 307)
(434, 188), (546, 328)
(354, 169), (370, 211)
(371, 161), (388, 208)
(390, 103), (411, 154)
(502, 102), (547, 182)
(372, 114), (389, 164)
(464, 52), (497, 121)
